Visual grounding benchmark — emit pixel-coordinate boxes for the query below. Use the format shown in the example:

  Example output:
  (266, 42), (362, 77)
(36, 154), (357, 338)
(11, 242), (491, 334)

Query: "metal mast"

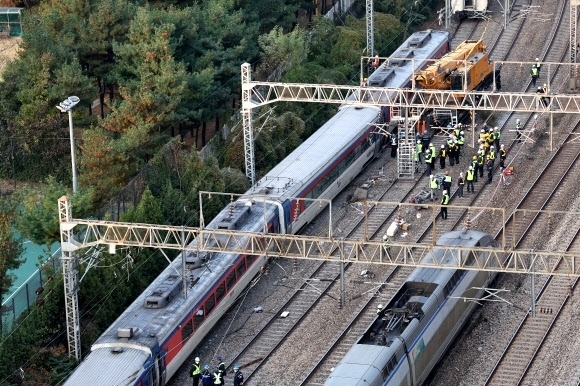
(59, 196), (81, 360)
(366, 0), (374, 57)
(241, 63), (256, 186)
(572, 1), (579, 71)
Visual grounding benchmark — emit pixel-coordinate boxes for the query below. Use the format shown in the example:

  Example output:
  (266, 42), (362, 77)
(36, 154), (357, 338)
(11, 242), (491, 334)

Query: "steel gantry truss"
(59, 194), (580, 358)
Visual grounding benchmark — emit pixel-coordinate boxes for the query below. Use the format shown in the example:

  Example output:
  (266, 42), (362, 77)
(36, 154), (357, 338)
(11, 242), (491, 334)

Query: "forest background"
(0, 0), (439, 384)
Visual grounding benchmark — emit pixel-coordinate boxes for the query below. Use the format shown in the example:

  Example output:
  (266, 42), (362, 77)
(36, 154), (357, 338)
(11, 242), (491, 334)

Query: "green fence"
(0, 8), (23, 37)
(1, 249), (60, 332)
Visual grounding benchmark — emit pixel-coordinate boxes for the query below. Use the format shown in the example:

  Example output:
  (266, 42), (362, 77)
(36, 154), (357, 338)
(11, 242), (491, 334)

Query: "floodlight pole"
(57, 96), (80, 193)
(68, 109), (78, 193)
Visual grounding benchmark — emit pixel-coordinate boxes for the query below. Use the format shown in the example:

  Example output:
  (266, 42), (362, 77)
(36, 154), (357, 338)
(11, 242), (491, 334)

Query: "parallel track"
(225, 1), (574, 383)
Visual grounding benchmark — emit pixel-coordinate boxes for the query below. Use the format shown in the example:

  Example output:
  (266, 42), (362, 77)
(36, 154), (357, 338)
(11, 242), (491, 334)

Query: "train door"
(151, 353), (166, 386)
(282, 199), (292, 234)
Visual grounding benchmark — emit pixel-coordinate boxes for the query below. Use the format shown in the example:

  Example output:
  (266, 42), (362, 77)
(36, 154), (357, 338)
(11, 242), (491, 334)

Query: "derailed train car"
(325, 230), (500, 386)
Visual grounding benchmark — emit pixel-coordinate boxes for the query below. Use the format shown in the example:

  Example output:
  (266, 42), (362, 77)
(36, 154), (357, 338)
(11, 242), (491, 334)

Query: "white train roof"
(249, 106), (380, 198)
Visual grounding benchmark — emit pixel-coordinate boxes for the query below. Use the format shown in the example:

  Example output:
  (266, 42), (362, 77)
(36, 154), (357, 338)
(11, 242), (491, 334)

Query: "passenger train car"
(62, 29), (451, 386)
(451, 0), (488, 19)
(324, 230), (500, 386)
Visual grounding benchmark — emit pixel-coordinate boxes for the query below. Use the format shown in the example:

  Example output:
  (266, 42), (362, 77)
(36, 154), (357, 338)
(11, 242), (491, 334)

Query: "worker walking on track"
(201, 365), (213, 386)
(477, 152), (485, 179)
(466, 166), (475, 193)
(493, 127), (500, 150)
(191, 357), (202, 386)
(233, 364), (244, 386)
(440, 190), (450, 219)
(439, 145), (447, 169)
(457, 172), (465, 198)
(470, 156), (478, 183)
(486, 156), (493, 184)
(213, 367), (222, 385)
(425, 150), (434, 175)
(429, 174), (439, 201)
(442, 170), (452, 193)
(531, 65), (538, 86)
(217, 356), (226, 385)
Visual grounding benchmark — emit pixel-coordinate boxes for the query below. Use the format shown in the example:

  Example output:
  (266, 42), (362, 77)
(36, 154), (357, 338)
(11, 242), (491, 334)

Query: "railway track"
(226, 175), (416, 382)
(481, 114), (580, 384)
(227, 1), (572, 383)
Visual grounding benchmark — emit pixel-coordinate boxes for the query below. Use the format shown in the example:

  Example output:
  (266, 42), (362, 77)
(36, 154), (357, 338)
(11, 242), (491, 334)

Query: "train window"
(381, 356), (398, 380)
(205, 294), (215, 315)
(225, 271), (236, 291)
(236, 259), (247, 279)
(215, 282), (226, 302)
(182, 319), (194, 342)
(246, 254), (258, 267)
(194, 307), (204, 329)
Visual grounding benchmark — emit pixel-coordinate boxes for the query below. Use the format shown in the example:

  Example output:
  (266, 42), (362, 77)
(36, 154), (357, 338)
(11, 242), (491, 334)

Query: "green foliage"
(145, 139), (227, 226)
(220, 167), (250, 194)
(15, 176), (95, 246)
(0, 267), (68, 385)
(0, 198), (23, 299)
(258, 26), (309, 77)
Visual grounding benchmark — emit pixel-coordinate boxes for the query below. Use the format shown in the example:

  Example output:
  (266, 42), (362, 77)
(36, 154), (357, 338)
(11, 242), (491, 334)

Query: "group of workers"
(414, 125), (465, 175)
(191, 356), (244, 386)
(423, 122), (509, 220)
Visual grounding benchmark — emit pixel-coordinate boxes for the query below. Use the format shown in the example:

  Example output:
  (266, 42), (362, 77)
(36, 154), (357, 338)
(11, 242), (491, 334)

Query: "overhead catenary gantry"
(58, 188), (580, 359)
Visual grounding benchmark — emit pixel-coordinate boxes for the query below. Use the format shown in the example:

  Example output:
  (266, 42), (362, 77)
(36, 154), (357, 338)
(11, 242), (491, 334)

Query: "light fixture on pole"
(56, 96), (80, 193)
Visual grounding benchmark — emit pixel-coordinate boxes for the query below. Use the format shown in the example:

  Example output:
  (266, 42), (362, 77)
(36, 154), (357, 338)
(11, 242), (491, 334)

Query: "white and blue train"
(62, 29), (451, 386)
(451, 0), (488, 19)
(324, 230), (500, 386)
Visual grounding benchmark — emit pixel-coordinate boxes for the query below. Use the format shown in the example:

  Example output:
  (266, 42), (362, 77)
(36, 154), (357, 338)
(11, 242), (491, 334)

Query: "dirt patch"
(0, 36), (20, 78)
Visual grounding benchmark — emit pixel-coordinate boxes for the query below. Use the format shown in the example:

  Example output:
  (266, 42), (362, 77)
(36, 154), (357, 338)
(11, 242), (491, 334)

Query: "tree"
(0, 199), (23, 300)
(257, 25), (309, 78)
(15, 177), (95, 246)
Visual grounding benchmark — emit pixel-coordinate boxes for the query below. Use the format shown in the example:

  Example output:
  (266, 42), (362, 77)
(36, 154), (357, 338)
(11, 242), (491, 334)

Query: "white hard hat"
(460, 131), (464, 134)
(417, 140), (421, 143)
(543, 83), (547, 87)
(430, 143), (434, 146)
(479, 145), (484, 149)
(536, 57), (539, 61)
(517, 119), (520, 123)
(481, 129), (484, 132)
(430, 174), (434, 178)
(490, 145), (494, 148)
(501, 144), (504, 148)
(378, 304), (383, 309)
(382, 235), (388, 241)
(195, 357), (200, 363)
(460, 172), (464, 177)
(469, 166), (473, 170)
(441, 145), (445, 148)
(494, 127), (498, 130)
(443, 190), (447, 194)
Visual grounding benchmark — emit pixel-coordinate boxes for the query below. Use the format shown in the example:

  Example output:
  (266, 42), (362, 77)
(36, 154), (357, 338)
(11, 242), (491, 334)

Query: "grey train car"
(325, 230), (500, 386)
(62, 29), (451, 386)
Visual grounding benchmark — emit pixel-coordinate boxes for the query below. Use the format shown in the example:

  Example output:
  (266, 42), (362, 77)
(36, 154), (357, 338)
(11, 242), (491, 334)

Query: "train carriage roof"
(326, 345), (390, 385)
(252, 107), (380, 197)
(63, 348), (149, 385)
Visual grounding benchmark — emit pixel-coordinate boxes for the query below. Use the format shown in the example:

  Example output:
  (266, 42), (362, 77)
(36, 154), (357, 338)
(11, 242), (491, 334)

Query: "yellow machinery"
(413, 40), (498, 92)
